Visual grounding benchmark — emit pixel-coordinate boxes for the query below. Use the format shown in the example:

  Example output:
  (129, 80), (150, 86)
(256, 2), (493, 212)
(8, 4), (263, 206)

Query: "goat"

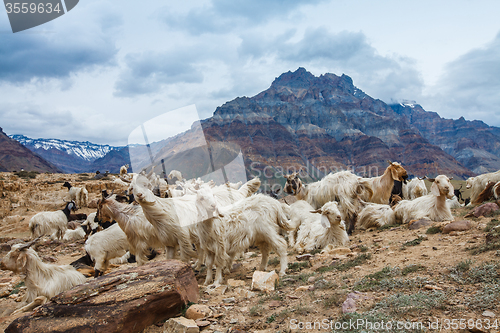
(357, 201), (396, 230)
(84, 223), (130, 277)
(284, 171), (373, 235)
(466, 170), (500, 204)
(403, 177), (428, 200)
(168, 170), (183, 182)
(29, 201), (76, 240)
(201, 194), (293, 285)
(293, 201), (349, 254)
(129, 174), (218, 264)
(97, 193), (166, 266)
(363, 161), (408, 204)
(473, 181), (500, 205)
(454, 184), (464, 202)
(120, 164), (129, 175)
(63, 181), (88, 208)
(394, 175), (454, 224)
(0, 237), (86, 314)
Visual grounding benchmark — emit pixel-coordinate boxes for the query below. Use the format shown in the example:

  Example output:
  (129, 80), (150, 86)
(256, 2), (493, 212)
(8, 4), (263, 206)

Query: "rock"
(229, 318), (238, 324)
(424, 285), (442, 290)
(313, 279), (329, 289)
(408, 219), (432, 230)
(294, 285), (311, 292)
(321, 245), (351, 256)
(234, 288), (256, 299)
(227, 279), (246, 288)
(0, 289), (10, 297)
(244, 252), (256, 259)
(268, 300), (281, 308)
(465, 203), (499, 218)
(307, 276), (315, 283)
(442, 220), (472, 234)
(251, 270), (278, 293)
(296, 254), (314, 261)
(5, 260), (198, 333)
(185, 304), (212, 320)
(195, 319), (210, 328)
(346, 291), (371, 300)
(342, 297), (356, 313)
(0, 243), (11, 252)
(164, 317), (199, 333)
(482, 310), (495, 317)
(204, 284), (227, 295)
(223, 297), (236, 304)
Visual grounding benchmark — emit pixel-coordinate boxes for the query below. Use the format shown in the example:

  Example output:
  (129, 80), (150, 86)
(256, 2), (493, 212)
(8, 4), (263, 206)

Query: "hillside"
(0, 128), (60, 173)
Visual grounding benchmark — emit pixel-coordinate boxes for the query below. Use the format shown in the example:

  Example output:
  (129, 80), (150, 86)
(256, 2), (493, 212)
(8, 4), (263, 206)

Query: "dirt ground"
(0, 172), (499, 333)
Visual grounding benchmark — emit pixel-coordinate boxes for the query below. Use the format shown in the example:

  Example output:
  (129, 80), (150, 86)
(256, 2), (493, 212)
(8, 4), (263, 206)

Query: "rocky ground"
(0, 172), (499, 333)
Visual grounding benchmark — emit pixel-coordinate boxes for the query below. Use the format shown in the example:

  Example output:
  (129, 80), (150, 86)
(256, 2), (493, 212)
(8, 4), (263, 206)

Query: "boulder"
(465, 203), (499, 218)
(408, 219), (432, 230)
(185, 304), (212, 320)
(6, 260), (198, 333)
(442, 220), (472, 234)
(163, 317), (199, 333)
(251, 270), (279, 293)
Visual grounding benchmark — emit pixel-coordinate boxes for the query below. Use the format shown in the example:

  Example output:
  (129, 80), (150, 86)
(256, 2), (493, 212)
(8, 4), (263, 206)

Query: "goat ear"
(310, 209), (322, 214)
(430, 182), (440, 196)
(427, 177), (435, 182)
(390, 166), (399, 181)
(17, 252), (28, 270)
(449, 177), (453, 181)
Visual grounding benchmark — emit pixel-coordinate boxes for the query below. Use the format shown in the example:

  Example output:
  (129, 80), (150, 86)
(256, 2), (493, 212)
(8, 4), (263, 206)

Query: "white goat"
(201, 194), (293, 285)
(84, 223), (130, 277)
(291, 201), (349, 254)
(97, 194), (166, 266)
(129, 174), (218, 265)
(362, 161), (408, 204)
(403, 177), (428, 199)
(357, 201), (396, 230)
(168, 170), (183, 182)
(394, 175), (454, 224)
(120, 164), (129, 175)
(466, 169), (500, 204)
(284, 171), (373, 235)
(63, 226), (86, 241)
(29, 201), (76, 240)
(0, 238), (86, 314)
(63, 182), (88, 208)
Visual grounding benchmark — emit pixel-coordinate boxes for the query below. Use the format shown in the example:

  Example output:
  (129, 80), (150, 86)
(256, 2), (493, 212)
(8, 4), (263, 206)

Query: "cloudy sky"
(1, 0), (500, 146)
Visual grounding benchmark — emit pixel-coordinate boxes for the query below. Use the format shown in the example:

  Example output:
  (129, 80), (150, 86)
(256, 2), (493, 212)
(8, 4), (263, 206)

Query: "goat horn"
(20, 236), (42, 250)
(310, 209), (322, 214)
(427, 177), (436, 182)
(449, 177), (453, 180)
(119, 176), (131, 183)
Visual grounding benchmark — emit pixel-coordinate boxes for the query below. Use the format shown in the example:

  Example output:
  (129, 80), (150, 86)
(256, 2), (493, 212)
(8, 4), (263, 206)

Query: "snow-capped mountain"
(9, 134), (130, 174)
(10, 135), (120, 162)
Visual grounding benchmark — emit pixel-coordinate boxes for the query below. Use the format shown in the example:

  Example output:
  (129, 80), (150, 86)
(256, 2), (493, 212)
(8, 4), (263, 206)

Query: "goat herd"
(1, 162), (498, 316)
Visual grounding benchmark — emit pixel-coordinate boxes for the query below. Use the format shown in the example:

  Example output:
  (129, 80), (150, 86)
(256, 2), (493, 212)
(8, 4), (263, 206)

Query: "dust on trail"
(1, 172), (499, 333)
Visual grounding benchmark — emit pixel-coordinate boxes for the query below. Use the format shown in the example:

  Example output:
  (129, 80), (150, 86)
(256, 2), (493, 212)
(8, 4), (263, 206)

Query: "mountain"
(194, 68), (475, 180)
(9, 135), (129, 174)
(389, 103), (500, 174)
(0, 128), (60, 173)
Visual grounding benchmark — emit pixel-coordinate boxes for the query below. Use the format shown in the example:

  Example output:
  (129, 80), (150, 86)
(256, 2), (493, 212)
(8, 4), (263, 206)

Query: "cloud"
(114, 50), (205, 97)
(237, 28), (424, 102)
(0, 2), (120, 84)
(160, 0), (325, 35)
(425, 31), (500, 126)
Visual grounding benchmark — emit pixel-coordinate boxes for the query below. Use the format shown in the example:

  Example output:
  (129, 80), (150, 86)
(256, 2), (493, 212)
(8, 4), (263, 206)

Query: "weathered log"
(6, 260), (198, 333)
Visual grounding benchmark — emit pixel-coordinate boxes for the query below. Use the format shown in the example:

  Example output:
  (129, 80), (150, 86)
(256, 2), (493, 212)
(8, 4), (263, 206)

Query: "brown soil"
(1, 172), (499, 333)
